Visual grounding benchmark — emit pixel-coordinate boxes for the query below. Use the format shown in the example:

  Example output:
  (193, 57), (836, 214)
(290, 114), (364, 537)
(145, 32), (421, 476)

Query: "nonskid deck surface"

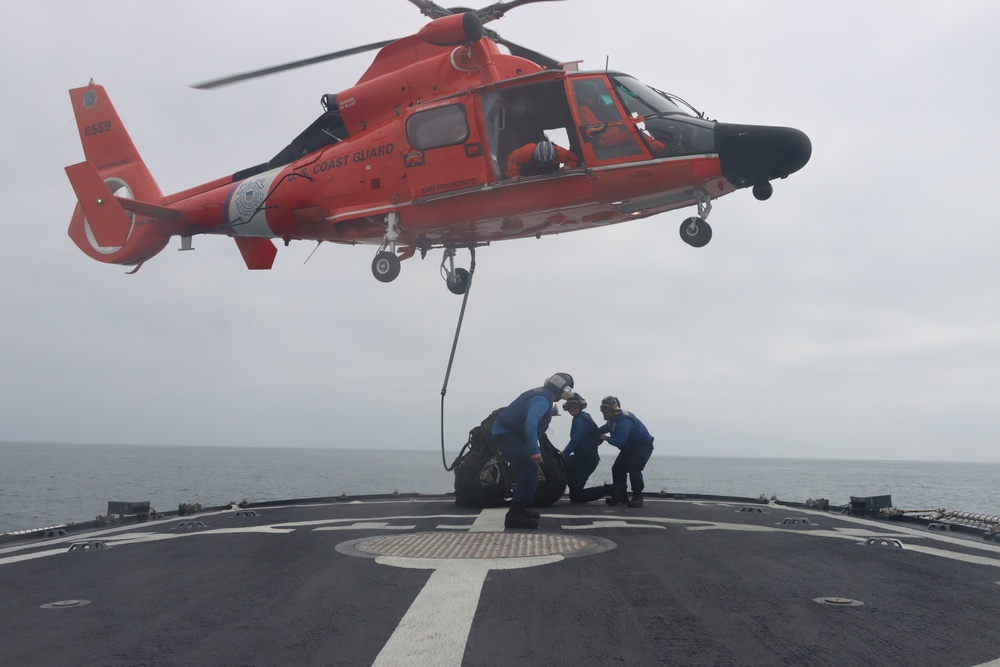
(3, 495), (1000, 666)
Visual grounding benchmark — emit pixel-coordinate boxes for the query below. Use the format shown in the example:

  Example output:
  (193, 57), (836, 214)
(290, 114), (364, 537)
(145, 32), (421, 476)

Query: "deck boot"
(627, 491), (644, 508)
(522, 507), (540, 520)
(504, 504), (539, 529)
(605, 484), (628, 506)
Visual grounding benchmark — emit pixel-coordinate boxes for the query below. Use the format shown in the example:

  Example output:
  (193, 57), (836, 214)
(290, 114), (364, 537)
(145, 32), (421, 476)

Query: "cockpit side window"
(406, 105), (470, 151)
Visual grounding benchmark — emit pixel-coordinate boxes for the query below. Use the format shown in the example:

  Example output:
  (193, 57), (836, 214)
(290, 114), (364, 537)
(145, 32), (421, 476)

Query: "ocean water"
(2, 442), (999, 533)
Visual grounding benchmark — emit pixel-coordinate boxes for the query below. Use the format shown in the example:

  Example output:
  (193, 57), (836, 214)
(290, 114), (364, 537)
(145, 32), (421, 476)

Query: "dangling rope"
(440, 247), (477, 471)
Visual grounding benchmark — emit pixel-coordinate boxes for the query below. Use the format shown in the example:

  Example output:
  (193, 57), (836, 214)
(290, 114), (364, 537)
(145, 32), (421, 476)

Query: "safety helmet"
(600, 396), (621, 414)
(532, 140), (557, 165)
(544, 372), (574, 400)
(563, 393), (587, 410)
(577, 79), (603, 97)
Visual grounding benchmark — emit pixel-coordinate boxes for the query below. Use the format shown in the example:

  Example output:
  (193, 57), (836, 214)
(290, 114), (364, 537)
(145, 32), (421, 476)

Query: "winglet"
(65, 161), (134, 248)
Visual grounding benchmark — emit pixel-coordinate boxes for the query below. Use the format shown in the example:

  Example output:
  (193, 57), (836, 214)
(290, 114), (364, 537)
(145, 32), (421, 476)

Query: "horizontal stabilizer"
(234, 237), (277, 270)
(64, 161), (133, 248)
(117, 197), (181, 220)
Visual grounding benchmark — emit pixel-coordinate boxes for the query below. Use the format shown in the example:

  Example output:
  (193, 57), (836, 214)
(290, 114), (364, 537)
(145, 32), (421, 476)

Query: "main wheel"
(447, 268), (471, 295)
(372, 251), (400, 283)
(679, 217), (712, 248)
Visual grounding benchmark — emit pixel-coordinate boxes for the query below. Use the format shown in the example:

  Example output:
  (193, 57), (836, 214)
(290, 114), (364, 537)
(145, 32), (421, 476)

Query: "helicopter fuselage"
(66, 11), (810, 283)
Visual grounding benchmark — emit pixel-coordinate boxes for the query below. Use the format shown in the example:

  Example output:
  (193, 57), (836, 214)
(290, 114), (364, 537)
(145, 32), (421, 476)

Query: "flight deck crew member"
(492, 372), (575, 529)
(599, 396), (654, 508)
(505, 139), (579, 180)
(561, 393), (608, 503)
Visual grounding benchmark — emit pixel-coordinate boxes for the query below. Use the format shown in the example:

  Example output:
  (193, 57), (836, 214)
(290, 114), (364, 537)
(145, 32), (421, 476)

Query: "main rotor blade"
(476, 0), (567, 24)
(484, 29), (561, 69)
(191, 39), (395, 90)
(408, 0), (565, 24)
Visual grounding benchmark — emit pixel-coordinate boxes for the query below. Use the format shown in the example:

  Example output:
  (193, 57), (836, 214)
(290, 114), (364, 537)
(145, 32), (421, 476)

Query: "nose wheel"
(680, 191), (713, 248)
(679, 217), (712, 248)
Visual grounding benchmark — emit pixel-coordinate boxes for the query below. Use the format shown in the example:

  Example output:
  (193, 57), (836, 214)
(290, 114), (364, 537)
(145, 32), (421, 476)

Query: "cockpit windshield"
(611, 75), (688, 118)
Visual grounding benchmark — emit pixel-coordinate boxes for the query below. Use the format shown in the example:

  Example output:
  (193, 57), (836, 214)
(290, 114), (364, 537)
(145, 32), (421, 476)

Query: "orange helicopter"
(65, 0), (811, 294)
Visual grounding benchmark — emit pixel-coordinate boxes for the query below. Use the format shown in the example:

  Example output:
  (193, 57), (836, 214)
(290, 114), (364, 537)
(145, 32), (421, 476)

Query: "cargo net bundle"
(450, 407), (567, 508)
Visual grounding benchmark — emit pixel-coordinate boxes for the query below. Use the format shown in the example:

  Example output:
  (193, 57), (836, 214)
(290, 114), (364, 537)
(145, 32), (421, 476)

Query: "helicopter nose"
(715, 123), (812, 199)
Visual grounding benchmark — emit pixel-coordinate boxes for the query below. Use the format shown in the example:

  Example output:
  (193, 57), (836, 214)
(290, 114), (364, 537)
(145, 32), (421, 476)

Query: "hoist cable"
(440, 248), (477, 471)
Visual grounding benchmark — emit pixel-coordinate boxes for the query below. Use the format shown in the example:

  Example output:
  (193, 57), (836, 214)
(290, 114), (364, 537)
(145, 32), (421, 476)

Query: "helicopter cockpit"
(607, 73), (716, 158)
(477, 72), (719, 181)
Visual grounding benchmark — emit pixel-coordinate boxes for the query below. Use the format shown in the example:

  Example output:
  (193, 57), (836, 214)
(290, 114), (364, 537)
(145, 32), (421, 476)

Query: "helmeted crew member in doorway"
(505, 139), (579, 180)
(561, 393), (608, 503)
(492, 372), (575, 529)
(599, 396), (654, 508)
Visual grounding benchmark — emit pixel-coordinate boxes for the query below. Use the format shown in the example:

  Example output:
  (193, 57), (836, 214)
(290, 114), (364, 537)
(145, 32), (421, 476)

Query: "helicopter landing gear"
(440, 248), (472, 295)
(372, 211), (402, 283)
(680, 191), (714, 248)
(680, 217), (712, 248)
(372, 251), (400, 282)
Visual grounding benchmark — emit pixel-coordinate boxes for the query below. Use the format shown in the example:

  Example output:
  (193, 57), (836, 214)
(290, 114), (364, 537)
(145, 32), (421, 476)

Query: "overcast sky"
(1, 1), (998, 462)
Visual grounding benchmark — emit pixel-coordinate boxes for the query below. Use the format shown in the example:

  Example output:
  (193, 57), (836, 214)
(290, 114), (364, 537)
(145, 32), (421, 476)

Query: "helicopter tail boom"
(66, 83), (172, 268)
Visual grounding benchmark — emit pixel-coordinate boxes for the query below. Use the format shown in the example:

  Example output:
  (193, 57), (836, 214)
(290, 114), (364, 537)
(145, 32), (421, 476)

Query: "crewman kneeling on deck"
(599, 396), (654, 508)
(492, 372), (575, 529)
(561, 393), (608, 503)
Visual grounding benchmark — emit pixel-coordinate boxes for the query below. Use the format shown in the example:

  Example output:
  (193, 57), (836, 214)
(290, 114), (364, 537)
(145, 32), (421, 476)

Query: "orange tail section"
(66, 83), (171, 267)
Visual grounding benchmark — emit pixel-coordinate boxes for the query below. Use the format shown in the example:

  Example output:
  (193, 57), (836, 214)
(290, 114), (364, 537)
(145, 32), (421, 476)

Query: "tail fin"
(66, 83), (171, 267)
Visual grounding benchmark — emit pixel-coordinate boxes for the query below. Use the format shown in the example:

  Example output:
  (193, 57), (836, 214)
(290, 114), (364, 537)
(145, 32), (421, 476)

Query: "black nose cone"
(716, 123), (812, 190)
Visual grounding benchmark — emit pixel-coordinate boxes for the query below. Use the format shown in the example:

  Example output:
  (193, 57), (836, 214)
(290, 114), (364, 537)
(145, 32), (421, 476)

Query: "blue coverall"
(602, 411), (655, 494)
(563, 410), (605, 503)
(491, 387), (556, 506)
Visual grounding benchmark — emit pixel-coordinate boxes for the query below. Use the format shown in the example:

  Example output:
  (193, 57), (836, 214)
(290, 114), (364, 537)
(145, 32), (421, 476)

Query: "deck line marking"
(371, 555), (561, 667)
(314, 523), (417, 532)
(468, 508), (507, 532)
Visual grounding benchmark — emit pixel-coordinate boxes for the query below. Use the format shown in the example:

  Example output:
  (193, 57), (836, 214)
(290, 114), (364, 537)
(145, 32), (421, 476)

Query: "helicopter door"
(403, 102), (489, 198)
(569, 77), (645, 164)
(480, 81), (581, 181)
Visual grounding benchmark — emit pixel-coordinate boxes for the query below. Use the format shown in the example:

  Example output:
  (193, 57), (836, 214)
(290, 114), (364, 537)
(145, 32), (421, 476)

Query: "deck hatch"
(348, 531), (606, 559)
(813, 597), (864, 607)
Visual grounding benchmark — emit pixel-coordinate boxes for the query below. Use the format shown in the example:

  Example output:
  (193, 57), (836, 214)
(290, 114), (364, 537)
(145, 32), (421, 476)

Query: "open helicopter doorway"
(480, 79), (582, 181)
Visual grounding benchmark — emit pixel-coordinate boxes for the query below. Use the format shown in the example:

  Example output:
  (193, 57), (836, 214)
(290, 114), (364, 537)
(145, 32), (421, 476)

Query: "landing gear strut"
(440, 248), (471, 295)
(679, 191), (713, 248)
(372, 212), (402, 283)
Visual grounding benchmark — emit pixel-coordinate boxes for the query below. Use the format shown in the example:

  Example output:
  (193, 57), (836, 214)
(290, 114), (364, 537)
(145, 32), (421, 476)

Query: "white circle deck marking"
(337, 520), (616, 667)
